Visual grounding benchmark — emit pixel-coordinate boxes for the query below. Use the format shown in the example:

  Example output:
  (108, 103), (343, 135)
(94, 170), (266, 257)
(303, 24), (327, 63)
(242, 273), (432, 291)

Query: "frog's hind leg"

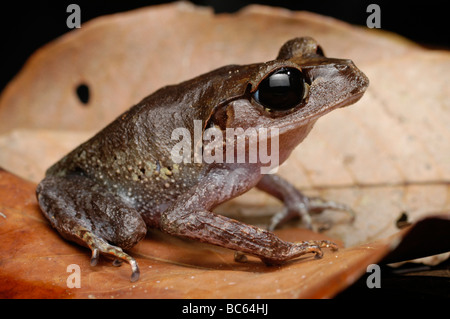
(36, 175), (147, 282)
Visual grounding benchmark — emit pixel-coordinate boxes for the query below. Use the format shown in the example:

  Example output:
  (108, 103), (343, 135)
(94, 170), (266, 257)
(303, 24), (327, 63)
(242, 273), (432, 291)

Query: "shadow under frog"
(36, 37), (369, 282)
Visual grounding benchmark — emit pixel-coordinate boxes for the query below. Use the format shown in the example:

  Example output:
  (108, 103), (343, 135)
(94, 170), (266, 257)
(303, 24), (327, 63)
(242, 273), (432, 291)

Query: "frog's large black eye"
(253, 67), (306, 111)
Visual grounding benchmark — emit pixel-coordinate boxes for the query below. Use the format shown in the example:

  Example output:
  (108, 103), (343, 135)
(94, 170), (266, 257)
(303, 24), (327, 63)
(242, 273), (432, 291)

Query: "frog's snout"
(338, 59), (369, 96)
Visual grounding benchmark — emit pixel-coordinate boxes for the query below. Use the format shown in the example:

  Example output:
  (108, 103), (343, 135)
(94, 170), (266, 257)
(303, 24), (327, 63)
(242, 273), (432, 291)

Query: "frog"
(36, 37), (369, 282)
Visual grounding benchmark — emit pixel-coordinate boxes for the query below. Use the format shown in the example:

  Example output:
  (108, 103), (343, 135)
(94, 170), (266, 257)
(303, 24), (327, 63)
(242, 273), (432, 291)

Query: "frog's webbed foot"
(268, 196), (356, 231)
(256, 175), (355, 231)
(78, 227), (140, 282)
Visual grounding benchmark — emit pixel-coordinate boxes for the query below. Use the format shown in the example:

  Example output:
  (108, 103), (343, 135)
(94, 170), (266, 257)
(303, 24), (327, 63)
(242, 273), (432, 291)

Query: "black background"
(0, 0), (448, 93)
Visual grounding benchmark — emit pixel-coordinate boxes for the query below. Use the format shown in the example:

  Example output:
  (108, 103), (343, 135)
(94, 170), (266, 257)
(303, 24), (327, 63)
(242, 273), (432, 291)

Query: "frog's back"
(43, 64), (251, 213)
(46, 62), (259, 180)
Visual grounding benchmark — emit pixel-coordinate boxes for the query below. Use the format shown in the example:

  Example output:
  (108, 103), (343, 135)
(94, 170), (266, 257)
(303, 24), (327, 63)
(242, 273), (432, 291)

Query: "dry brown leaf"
(0, 3), (449, 298)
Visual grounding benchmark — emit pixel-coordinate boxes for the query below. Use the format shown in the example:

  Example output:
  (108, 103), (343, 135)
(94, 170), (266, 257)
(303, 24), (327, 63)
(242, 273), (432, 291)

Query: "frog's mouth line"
(273, 90), (367, 135)
(306, 90), (367, 122)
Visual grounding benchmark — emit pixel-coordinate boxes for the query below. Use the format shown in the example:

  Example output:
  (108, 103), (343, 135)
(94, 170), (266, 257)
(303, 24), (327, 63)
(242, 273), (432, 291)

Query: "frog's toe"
(76, 226), (140, 282)
(90, 248), (100, 266)
(283, 240), (338, 262)
(308, 197), (356, 224)
(112, 259), (123, 267)
(305, 239), (339, 252)
(90, 243), (140, 282)
(268, 197), (355, 231)
(110, 258), (138, 279)
(92, 243), (139, 282)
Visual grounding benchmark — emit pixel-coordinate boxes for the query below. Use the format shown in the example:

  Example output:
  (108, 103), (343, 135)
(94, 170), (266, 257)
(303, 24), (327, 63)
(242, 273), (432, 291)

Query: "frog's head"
(256, 37), (369, 116)
(205, 37), (369, 168)
(214, 37), (369, 129)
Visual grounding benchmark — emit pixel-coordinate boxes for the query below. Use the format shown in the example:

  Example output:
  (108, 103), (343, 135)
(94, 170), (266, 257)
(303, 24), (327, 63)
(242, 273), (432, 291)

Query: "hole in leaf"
(76, 83), (90, 105)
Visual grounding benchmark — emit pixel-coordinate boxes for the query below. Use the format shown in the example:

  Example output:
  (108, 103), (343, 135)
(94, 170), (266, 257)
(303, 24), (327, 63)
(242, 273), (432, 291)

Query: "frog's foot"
(256, 175), (354, 231)
(268, 196), (355, 231)
(234, 239), (338, 264)
(78, 227), (140, 282)
(261, 239), (339, 265)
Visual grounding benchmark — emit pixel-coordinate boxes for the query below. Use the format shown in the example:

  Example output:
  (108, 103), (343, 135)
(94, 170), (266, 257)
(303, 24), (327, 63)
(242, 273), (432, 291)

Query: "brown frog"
(36, 37), (369, 282)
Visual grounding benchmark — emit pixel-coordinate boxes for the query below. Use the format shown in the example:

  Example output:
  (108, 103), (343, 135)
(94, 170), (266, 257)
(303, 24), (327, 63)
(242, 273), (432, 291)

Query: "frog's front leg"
(159, 167), (337, 265)
(256, 174), (355, 231)
(36, 175), (147, 282)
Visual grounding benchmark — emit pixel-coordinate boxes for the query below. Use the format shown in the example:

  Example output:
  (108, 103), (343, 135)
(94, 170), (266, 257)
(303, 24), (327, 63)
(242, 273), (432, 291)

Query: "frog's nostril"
(349, 72), (370, 96)
(356, 72), (370, 91)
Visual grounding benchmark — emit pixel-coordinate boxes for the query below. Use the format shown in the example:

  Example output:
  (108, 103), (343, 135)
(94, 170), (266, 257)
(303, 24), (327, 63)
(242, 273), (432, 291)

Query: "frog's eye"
(253, 67), (307, 111)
